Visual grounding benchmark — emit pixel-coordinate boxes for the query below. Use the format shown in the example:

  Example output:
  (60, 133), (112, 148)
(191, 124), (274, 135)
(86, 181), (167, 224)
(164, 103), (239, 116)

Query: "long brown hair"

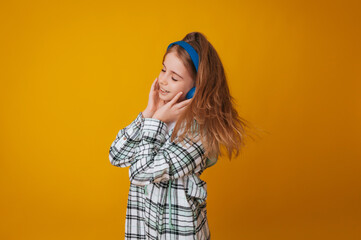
(165, 32), (257, 161)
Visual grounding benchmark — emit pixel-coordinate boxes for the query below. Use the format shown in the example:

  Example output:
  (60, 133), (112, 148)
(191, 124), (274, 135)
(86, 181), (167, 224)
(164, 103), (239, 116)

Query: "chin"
(159, 92), (173, 101)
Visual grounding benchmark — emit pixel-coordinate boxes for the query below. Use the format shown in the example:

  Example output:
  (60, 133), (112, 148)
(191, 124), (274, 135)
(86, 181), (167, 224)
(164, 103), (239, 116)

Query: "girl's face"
(158, 52), (195, 103)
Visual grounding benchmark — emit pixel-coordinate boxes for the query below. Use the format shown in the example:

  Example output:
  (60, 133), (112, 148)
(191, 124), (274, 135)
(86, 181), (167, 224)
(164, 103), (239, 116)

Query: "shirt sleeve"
(109, 112), (145, 167)
(128, 117), (206, 186)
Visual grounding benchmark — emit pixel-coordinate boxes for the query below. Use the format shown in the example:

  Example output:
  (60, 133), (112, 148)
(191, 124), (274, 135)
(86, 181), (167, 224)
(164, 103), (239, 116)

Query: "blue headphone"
(167, 41), (199, 99)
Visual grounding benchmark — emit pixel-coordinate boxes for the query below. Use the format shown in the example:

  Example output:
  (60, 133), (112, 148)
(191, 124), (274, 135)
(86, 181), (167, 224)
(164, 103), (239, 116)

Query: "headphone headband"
(167, 41), (199, 72)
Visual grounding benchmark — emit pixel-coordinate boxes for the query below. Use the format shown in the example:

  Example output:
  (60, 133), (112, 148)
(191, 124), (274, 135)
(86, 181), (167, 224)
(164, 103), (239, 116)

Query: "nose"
(158, 76), (167, 86)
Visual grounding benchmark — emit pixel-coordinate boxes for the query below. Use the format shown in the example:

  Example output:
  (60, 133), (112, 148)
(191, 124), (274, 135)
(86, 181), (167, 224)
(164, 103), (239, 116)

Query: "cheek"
(172, 83), (188, 93)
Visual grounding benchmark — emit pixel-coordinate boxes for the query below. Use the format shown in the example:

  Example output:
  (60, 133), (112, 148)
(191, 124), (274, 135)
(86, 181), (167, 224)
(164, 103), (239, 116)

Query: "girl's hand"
(142, 77), (163, 118)
(153, 92), (192, 123)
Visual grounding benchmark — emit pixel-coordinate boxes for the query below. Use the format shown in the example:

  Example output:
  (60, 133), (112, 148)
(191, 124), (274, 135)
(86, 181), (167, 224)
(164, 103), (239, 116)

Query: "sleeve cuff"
(122, 112), (144, 141)
(132, 112), (144, 128)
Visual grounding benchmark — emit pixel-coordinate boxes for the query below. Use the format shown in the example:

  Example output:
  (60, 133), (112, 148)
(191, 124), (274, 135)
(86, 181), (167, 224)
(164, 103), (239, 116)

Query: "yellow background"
(1, 0), (360, 239)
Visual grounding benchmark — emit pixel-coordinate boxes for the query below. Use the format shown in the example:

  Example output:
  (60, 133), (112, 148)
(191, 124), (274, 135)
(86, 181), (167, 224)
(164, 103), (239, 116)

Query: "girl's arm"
(109, 112), (145, 167)
(128, 117), (206, 186)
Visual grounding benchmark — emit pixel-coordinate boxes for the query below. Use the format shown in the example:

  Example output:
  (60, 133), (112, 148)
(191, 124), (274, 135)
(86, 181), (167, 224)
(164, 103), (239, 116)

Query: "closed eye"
(161, 69), (178, 81)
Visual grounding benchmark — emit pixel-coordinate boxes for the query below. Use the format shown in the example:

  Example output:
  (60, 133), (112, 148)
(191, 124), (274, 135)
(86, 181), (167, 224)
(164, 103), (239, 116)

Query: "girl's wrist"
(152, 114), (164, 122)
(142, 109), (154, 118)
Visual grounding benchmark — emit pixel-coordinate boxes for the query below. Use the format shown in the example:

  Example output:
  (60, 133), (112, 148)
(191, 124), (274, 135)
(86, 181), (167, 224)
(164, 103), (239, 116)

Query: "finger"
(151, 77), (158, 90)
(177, 107), (187, 116)
(168, 91), (183, 105)
(152, 80), (161, 97)
(179, 105), (190, 113)
(155, 78), (160, 91)
(175, 99), (192, 109)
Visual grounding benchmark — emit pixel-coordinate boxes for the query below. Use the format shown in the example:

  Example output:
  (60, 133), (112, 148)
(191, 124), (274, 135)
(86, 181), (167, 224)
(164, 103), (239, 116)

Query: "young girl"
(109, 32), (249, 239)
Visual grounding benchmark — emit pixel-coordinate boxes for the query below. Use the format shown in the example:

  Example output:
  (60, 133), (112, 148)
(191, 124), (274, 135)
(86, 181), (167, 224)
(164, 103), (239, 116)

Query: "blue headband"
(167, 41), (199, 72)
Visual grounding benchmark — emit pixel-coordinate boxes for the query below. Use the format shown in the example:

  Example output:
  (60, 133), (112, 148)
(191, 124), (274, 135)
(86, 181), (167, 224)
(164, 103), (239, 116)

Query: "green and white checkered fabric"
(109, 112), (215, 239)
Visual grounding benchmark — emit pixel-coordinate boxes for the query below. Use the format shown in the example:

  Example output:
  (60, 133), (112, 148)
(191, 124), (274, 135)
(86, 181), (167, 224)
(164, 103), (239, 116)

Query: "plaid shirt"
(109, 112), (217, 239)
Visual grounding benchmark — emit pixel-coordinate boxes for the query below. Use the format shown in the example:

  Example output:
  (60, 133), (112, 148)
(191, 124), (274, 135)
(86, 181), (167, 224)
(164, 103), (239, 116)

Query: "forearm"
(128, 118), (206, 185)
(109, 112), (144, 167)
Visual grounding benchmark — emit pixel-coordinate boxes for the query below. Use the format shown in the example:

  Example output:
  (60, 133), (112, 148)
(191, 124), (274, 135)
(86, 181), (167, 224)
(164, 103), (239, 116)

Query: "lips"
(160, 87), (170, 93)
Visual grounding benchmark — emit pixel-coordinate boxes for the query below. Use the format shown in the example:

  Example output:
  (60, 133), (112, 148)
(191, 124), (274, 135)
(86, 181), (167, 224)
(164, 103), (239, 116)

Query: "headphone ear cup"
(186, 87), (196, 99)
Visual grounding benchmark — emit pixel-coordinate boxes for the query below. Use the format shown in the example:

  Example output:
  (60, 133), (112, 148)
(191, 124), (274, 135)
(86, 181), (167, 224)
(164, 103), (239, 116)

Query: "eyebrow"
(162, 62), (183, 79)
